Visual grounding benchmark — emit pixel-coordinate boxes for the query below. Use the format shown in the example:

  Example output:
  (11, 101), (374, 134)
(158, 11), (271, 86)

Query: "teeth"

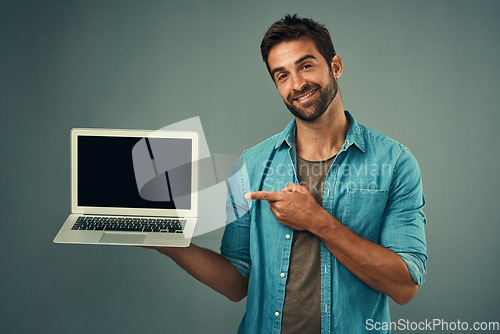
(297, 89), (316, 101)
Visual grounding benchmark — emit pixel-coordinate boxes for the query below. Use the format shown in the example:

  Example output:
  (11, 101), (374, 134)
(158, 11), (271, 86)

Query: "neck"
(294, 96), (349, 161)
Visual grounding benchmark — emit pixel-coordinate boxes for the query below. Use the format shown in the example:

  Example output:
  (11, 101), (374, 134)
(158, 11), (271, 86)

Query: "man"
(149, 14), (427, 334)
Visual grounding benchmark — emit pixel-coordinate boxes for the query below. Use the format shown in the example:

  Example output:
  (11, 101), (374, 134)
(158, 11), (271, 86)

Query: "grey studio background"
(1, 0), (499, 333)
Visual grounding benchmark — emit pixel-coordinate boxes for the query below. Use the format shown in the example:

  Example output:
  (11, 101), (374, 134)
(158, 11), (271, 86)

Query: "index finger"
(244, 191), (282, 201)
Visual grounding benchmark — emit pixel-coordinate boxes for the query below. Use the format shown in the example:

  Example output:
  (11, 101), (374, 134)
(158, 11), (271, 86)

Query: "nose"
(290, 72), (307, 92)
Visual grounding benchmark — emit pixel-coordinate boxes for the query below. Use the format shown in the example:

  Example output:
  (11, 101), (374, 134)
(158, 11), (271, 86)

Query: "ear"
(330, 54), (343, 79)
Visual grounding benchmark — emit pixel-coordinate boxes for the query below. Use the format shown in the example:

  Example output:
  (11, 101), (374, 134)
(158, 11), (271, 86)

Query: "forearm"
(310, 212), (418, 305)
(154, 244), (248, 302)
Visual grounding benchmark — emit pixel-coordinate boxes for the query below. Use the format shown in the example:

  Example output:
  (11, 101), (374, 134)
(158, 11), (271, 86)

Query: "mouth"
(293, 89), (318, 103)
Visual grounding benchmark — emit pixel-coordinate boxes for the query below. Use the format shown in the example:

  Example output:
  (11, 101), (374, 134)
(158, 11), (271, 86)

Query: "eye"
(301, 64), (312, 70)
(277, 73), (288, 81)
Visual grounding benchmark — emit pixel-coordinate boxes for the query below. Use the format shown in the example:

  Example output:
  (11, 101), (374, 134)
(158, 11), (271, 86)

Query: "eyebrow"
(270, 54), (318, 78)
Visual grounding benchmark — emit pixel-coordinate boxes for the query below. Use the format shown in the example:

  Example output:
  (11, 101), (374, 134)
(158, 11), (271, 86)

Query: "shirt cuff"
(398, 252), (427, 287)
(220, 252), (251, 278)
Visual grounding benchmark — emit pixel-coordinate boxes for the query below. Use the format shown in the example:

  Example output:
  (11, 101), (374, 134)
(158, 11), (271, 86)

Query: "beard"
(284, 70), (338, 122)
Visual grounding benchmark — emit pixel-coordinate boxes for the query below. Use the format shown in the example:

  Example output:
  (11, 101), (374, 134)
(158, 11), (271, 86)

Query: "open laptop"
(54, 128), (199, 247)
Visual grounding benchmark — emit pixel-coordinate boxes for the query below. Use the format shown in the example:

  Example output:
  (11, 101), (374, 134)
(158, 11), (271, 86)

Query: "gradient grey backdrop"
(1, 0), (499, 333)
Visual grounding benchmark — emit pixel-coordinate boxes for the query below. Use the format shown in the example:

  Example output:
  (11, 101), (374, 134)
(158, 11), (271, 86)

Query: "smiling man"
(148, 15), (427, 334)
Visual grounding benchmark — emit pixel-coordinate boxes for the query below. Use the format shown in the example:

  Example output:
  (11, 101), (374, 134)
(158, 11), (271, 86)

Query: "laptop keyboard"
(72, 216), (185, 233)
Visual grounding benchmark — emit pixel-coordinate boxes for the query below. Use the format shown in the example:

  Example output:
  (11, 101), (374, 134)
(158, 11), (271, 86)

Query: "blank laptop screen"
(77, 135), (192, 210)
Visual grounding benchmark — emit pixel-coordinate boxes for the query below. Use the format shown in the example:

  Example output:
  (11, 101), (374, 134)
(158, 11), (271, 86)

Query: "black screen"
(77, 136), (192, 210)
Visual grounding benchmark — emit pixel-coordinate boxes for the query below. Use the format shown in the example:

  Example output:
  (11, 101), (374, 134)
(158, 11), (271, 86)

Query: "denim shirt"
(220, 111), (427, 334)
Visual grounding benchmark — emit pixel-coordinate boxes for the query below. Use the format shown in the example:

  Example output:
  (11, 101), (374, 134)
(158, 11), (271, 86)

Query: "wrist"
(309, 210), (338, 237)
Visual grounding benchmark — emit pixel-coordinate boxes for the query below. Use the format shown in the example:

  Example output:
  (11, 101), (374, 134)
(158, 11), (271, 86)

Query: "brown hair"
(260, 14), (336, 78)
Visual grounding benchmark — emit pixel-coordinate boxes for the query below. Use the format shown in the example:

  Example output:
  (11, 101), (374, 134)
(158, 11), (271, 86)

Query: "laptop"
(54, 128), (199, 247)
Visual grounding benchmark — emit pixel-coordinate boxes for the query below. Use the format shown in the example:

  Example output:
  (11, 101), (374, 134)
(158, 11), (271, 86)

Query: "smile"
(294, 89), (317, 102)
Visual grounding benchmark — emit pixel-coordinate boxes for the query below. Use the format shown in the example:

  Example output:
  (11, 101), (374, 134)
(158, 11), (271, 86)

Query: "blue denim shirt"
(220, 111), (427, 334)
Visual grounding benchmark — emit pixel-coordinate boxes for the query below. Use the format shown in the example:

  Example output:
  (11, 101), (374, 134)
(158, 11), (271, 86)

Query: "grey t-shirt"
(281, 155), (335, 333)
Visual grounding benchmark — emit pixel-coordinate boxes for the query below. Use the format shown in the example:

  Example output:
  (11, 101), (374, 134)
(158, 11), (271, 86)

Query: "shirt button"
(285, 234), (291, 239)
(346, 140), (350, 145)
(275, 312), (280, 317)
(280, 273), (285, 278)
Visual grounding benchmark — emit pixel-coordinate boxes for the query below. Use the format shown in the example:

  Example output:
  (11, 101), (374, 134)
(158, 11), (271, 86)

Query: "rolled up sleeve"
(220, 219), (251, 278)
(220, 154), (252, 278)
(380, 148), (427, 287)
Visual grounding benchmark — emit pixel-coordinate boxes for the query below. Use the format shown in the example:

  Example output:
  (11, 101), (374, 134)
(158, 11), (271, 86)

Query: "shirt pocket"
(344, 188), (389, 242)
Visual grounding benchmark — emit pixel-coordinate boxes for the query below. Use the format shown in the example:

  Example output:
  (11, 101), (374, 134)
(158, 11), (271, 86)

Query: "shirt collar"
(274, 118), (297, 149)
(344, 110), (366, 152)
(274, 110), (366, 153)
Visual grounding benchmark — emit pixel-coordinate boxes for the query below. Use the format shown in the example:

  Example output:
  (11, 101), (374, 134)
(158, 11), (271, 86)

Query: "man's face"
(267, 37), (338, 122)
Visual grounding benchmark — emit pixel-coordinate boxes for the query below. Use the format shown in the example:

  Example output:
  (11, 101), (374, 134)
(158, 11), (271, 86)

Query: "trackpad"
(100, 232), (146, 245)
